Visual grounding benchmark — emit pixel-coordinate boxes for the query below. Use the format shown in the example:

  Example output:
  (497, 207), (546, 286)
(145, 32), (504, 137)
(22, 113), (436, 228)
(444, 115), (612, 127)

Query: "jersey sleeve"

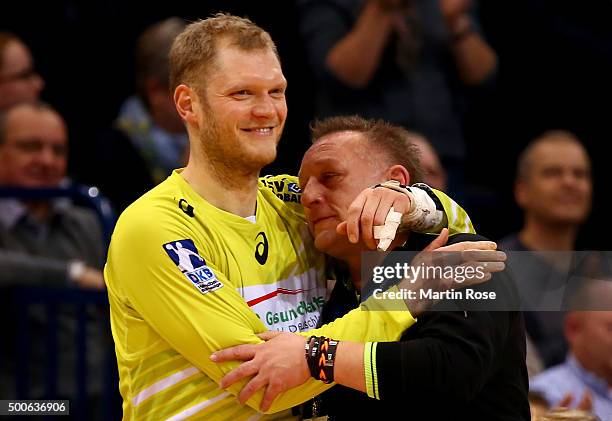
(297, 286), (416, 342)
(411, 184), (475, 235)
(106, 207), (416, 414)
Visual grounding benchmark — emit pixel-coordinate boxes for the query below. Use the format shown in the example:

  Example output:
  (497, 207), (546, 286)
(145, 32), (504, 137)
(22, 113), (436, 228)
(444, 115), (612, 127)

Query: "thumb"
(336, 221), (348, 236)
(257, 331), (282, 341)
(423, 228), (449, 251)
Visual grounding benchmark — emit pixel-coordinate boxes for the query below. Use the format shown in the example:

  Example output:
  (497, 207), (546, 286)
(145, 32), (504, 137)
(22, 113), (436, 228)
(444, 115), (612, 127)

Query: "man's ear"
(174, 84), (199, 126)
(385, 165), (411, 186)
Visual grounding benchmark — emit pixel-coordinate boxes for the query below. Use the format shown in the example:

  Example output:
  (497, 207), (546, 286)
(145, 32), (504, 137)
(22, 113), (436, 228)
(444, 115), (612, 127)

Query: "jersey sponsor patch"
(241, 268), (326, 332)
(163, 239), (223, 295)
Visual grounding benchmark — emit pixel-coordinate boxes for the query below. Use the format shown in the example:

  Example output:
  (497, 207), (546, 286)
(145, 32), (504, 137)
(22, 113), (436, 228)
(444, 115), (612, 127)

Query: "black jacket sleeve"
(373, 233), (528, 415)
(375, 307), (509, 403)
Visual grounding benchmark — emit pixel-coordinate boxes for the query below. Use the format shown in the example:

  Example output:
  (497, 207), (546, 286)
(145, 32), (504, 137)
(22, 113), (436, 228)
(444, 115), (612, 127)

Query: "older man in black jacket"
(214, 116), (529, 420)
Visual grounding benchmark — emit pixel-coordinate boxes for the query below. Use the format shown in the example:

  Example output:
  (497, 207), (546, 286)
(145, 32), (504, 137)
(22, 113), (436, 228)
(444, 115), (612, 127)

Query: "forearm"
(326, 1), (395, 87)
(373, 338), (484, 402)
(301, 295), (415, 342)
(448, 16), (498, 85)
(213, 296), (414, 413)
(370, 311), (505, 401)
(334, 341), (366, 392)
(256, 339), (368, 413)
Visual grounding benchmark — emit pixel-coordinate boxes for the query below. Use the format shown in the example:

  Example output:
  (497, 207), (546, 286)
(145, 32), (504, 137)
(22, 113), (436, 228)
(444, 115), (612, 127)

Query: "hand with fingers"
(337, 184), (412, 250)
(398, 229), (507, 315)
(211, 331), (307, 412)
(417, 230), (507, 287)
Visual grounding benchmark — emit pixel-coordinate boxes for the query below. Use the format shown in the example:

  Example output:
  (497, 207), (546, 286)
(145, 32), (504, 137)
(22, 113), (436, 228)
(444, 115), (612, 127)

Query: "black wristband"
(305, 336), (320, 378)
(305, 336), (339, 384)
(319, 337), (339, 383)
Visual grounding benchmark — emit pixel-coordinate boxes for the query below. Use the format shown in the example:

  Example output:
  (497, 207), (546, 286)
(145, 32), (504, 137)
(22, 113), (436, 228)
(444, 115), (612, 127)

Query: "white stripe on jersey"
(132, 366), (199, 406)
(165, 391), (231, 420)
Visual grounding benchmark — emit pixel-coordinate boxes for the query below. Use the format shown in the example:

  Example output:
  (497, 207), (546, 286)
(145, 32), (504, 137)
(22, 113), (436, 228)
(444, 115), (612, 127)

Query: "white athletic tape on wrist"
(373, 206), (403, 251)
(405, 187), (444, 231)
(374, 180), (444, 231)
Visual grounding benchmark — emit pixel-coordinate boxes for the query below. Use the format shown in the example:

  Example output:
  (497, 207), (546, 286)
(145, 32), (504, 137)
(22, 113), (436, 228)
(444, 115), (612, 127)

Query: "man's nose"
(300, 178), (323, 208)
(251, 95), (276, 119)
(36, 146), (58, 167)
(561, 170), (581, 188)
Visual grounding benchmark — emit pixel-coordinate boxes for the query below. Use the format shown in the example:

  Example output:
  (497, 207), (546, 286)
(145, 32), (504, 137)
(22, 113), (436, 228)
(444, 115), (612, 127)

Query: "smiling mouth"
(242, 127), (274, 134)
(554, 195), (584, 205)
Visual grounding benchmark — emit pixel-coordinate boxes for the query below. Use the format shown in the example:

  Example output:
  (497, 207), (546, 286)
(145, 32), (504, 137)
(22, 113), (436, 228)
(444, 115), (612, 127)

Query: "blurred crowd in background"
(1, 1), (611, 419)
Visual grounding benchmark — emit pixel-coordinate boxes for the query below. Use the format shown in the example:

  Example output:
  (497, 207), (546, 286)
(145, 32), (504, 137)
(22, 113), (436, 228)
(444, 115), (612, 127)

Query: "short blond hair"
(169, 13), (278, 95)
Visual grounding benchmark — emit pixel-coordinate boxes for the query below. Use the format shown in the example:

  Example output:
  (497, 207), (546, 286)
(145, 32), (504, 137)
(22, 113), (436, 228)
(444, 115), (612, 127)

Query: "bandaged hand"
(337, 181), (444, 251)
(337, 181), (412, 250)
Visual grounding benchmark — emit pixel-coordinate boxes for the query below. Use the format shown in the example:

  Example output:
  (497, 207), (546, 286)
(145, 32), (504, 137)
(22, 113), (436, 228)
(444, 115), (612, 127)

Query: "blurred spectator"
(0, 102), (105, 288)
(500, 130), (592, 368)
(0, 32), (44, 110)
(507, 130), (591, 253)
(298, 0), (498, 187)
(530, 281), (612, 420)
(410, 130), (447, 191)
(88, 17), (188, 212)
(0, 102), (107, 402)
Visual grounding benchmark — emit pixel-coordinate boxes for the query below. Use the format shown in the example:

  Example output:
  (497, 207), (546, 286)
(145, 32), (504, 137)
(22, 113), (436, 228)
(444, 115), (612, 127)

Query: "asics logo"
(255, 232), (269, 265)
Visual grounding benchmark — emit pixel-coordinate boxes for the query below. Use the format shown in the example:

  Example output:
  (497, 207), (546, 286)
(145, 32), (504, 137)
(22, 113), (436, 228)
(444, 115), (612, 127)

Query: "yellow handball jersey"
(105, 170), (474, 420)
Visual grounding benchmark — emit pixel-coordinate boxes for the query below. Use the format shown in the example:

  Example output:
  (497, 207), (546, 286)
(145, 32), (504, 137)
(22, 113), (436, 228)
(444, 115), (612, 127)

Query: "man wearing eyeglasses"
(0, 32), (44, 111)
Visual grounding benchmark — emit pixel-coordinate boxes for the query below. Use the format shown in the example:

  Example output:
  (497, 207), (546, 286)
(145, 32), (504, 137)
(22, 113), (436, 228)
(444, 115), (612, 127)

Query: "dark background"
(2, 0), (611, 247)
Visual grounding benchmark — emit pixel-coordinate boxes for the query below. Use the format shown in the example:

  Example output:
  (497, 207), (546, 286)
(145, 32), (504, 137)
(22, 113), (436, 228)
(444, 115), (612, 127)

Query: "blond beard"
(197, 103), (277, 188)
